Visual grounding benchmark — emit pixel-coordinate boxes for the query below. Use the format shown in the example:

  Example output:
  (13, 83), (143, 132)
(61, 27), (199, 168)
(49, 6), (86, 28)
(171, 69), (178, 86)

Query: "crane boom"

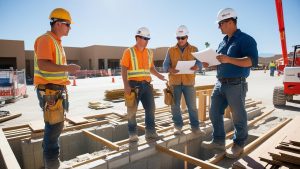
(275, 0), (288, 65)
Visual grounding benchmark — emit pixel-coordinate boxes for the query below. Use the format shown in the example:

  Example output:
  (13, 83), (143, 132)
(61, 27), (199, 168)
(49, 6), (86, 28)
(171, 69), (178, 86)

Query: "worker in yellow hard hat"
(34, 8), (80, 169)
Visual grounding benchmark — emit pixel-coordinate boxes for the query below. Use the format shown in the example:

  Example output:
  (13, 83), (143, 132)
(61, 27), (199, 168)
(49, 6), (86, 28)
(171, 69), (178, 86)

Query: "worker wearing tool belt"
(201, 8), (258, 159)
(34, 8), (80, 169)
(163, 25), (206, 136)
(121, 27), (165, 142)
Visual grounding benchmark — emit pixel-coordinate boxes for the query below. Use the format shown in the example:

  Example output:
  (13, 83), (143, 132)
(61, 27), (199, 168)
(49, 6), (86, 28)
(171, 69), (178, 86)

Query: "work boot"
(225, 143), (244, 159)
(191, 127), (206, 136)
(201, 141), (225, 150)
(145, 131), (162, 140)
(45, 158), (73, 169)
(129, 134), (139, 142)
(173, 127), (182, 135)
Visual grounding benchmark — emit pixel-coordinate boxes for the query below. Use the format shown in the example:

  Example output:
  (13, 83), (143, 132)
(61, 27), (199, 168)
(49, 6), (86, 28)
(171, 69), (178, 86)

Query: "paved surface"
(0, 70), (299, 128)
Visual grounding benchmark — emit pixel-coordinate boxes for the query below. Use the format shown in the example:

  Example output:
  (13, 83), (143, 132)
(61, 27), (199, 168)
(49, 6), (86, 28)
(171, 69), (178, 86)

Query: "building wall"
(0, 39), (25, 70)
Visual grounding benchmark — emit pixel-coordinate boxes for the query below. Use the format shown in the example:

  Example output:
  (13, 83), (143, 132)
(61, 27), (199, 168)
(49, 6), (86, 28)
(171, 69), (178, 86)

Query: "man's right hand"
(168, 67), (179, 74)
(67, 64), (81, 74)
(202, 62), (209, 68)
(124, 85), (131, 95)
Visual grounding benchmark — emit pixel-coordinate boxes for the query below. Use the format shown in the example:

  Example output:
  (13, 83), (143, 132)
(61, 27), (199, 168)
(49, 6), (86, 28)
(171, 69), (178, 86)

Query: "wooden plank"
(197, 90), (207, 122)
(66, 116), (88, 124)
(232, 117), (296, 169)
(0, 113), (21, 123)
(29, 120), (45, 132)
(82, 129), (119, 151)
(0, 129), (21, 169)
(31, 120), (109, 139)
(156, 145), (223, 169)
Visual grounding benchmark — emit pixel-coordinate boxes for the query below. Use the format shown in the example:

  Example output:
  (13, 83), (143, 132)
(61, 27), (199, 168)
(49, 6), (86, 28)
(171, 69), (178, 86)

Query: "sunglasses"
(59, 21), (71, 27)
(137, 36), (150, 41)
(176, 36), (187, 40)
(218, 19), (231, 26)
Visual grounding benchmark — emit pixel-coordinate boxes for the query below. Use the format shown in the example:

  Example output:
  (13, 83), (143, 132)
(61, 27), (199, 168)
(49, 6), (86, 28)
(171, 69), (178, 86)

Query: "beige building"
(0, 39), (168, 78)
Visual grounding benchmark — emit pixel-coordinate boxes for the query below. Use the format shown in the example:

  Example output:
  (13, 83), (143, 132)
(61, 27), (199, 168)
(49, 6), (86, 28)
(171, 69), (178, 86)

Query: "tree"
(205, 42), (210, 48)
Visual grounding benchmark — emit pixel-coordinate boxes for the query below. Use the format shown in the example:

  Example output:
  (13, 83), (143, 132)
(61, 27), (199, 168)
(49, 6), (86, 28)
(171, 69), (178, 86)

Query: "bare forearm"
(229, 57), (252, 67)
(38, 60), (68, 72)
(150, 67), (160, 77)
(121, 66), (129, 87)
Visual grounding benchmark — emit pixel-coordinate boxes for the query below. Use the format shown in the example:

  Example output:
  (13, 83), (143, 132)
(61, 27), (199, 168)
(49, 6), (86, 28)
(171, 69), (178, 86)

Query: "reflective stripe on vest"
(34, 33), (68, 81)
(127, 47), (152, 78)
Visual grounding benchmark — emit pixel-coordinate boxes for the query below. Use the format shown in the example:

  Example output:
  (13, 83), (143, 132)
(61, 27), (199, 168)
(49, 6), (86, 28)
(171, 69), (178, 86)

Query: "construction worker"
(162, 25), (205, 135)
(201, 8), (258, 158)
(269, 60), (276, 76)
(121, 27), (165, 142)
(34, 8), (80, 168)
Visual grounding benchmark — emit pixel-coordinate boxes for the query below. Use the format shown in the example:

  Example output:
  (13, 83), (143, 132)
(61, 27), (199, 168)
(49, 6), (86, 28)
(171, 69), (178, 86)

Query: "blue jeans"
(209, 80), (248, 147)
(36, 88), (64, 161)
(127, 81), (156, 135)
(270, 67), (275, 76)
(171, 85), (199, 129)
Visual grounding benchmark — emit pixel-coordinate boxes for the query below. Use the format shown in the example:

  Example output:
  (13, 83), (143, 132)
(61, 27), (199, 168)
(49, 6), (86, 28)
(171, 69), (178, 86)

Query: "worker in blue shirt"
(163, 25), (205, 136)
(202, 8), (258, 159)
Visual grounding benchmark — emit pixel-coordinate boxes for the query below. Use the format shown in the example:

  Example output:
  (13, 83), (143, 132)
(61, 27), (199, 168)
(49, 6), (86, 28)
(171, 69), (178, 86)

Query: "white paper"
(175, 60), (196, 74)
(192, 48), (220, 66)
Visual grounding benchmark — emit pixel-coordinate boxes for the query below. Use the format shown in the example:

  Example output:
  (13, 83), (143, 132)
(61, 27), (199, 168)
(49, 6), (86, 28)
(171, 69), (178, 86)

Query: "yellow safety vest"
(127, 47), (153, 79)
(34, 33), (68, 84)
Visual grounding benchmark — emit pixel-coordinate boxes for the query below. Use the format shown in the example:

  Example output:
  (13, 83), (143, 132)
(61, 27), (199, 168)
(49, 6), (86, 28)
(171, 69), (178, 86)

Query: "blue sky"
(0, 0), (299, 56)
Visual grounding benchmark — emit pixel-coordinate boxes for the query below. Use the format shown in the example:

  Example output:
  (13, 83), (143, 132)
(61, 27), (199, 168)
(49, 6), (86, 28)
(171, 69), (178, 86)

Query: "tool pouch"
(124, 91), (136, 107)
(43, 89), (64, 125)
(163, 81), (174, 105)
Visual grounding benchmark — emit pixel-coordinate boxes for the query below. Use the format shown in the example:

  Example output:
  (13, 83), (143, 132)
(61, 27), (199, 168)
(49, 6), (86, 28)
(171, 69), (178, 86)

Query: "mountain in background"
(259, 53), (276, 57)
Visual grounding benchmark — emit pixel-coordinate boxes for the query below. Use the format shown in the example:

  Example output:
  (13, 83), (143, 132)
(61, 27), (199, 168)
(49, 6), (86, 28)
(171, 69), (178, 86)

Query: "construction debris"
(88, 101), (112, 110)
(0, 110), (21, 123)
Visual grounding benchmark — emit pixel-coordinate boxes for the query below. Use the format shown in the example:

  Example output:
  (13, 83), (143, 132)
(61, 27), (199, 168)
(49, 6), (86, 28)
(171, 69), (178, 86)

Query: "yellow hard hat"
(49, 8), (73, 23)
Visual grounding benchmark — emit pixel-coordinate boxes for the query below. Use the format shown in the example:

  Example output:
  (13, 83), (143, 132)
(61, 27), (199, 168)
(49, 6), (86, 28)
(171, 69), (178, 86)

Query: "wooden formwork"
(1, 93), (267, 169)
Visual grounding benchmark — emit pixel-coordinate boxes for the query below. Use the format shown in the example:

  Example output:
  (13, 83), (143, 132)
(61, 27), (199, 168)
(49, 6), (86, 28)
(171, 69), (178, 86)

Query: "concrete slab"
(74, 159), (107, 169)
(106, 151), (129, 169)
(129, 144), (157, 162)
(21, 140), (34, 169)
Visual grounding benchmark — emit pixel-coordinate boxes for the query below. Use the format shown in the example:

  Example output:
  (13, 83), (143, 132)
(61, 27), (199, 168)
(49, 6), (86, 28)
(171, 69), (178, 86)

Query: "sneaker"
(225, 143), (244, 159)
(201, 141), (225, 150)
(173, 127), (182, 135)
(191, 128), (206, 136)
(145, 131), (162, 140)
(129, 134), (139, 142)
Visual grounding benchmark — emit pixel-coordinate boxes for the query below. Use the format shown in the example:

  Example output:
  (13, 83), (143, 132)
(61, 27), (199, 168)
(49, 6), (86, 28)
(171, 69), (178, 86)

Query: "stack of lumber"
(259, 140), (300, 168)
(104, 88), (161, 102)
(88, 101), (112, 110)
(232, 116), (300, 169)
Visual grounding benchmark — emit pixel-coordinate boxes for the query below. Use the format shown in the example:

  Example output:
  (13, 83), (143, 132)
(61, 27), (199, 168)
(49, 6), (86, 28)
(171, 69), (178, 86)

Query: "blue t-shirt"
(217, 29), (258, 78)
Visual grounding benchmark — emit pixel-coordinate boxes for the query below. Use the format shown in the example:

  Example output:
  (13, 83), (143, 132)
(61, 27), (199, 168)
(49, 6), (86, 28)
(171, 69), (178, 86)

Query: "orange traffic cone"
(72, 76), (77, 86)
(112, 77), (115, 83)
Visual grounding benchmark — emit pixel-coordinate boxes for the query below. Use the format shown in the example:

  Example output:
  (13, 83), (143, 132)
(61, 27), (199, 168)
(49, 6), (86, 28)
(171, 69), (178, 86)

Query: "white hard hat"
(176, 25), (189, 37)
(216, 8), (237, 23)
(135, 27), (151, 39)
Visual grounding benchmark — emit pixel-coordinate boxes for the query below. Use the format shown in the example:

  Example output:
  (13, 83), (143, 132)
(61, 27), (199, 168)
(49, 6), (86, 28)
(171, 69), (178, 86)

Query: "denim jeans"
(127, 81), (156, 135)
(171, 85), (199, 129)
(209, 80), (248, 147)
(36, 88), (64, 161)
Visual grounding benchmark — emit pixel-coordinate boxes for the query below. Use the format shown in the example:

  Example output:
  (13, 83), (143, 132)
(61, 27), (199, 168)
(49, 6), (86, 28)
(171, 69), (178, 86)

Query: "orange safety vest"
(127, 47), (153, 79)
(168, 44), (197, 86)
(34, 33), (69, 85)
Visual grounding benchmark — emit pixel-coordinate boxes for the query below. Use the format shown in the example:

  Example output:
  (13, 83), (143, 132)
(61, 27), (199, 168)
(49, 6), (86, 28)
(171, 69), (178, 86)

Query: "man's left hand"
(190, 65), (199, 71)
(157, 74), (166, 81)
(216, 54), (231, 64)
